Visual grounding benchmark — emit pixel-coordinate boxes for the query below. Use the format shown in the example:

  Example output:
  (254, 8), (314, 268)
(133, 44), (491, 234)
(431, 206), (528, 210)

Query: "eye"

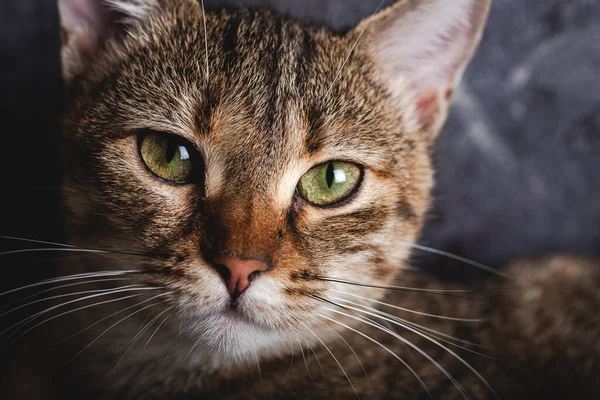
(138, 131), (201, 184)
(297, 161), (362, 206)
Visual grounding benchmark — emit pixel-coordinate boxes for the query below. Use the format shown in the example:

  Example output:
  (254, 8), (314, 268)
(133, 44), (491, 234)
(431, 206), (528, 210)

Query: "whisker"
(405, 323), (494, 360)
(325, 301), (498, 399)
(293, 334), (313, 381)
(70, 299), (168, 363)
(113, 306), (173, 371)
(300, 321), (359, 399)
(0, 236), (148, 260)
(1, 235), (76, 248)
(318, 277), (475, 295)
(318, 314), (430, 397)
(316, 319), (372, 386)
(254, 353), (263, 388)
(0, 247), (145, 258)
(144, 310), (172, 349)
(331, 297), (491, 356)
(1, 293), (143, 352)
(132, 313), (153, 342)
(311, 295), (433, 396)
(331, 290), (484, 322)
(398, 240), (513, 280)
(401, 319), (483, 349)
(140, 324), (184, 387)
(54, 293), (171, 348)
(0, 284), (145, 319)
(2, 278), (137, 311)
(286, 337), (295, 376)
(323, 0), (387, 100)
(321, 304), (464, 399)
(185, 336), (202, 361)
(200, 0), (209, 82)
(140, 343), (178, 387)
(2, 287), (163, 343)
(304, 337), (326, 386)
(0, 270), (144, 298)
(1, 248), (110, 257)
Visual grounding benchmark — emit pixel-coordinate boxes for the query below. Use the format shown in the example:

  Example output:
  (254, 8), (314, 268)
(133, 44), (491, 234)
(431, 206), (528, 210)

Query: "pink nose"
(213, 255), (269, 295)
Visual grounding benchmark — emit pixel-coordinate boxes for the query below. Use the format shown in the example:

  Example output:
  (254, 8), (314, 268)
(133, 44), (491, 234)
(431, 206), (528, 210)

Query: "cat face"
(59, 0), (489, 366)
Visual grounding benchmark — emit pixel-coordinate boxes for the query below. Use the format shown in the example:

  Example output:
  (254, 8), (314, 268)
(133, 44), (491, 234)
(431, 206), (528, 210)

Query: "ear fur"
(58, 0), (161, 82)
(357, 0), (491, 132)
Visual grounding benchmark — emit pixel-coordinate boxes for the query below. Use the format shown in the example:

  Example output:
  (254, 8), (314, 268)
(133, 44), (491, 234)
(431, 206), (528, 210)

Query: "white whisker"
(140, 330), (181, 386)
(201, 0), (209, 82)
(323, 0), (387, 100)
(332, 297), (491, 357)
(300, 322), (359, 399)
(318, 314), (429, 396)
(331, 291), (484, 322)
(185, 336), (202, 360)
(1, 235), (76, 248)
(322, 307), (464, 398)
(3, 277), (137, 310)
(54, 293), (171, 348)
(397, 240), (513, 280)
(320, 277), (472, 294)
(407, 323), (494, 359)
(286, 337), (295, 376)
(144, 310), (172, 348)
(2, 293), (143, 351)
(326, 302), (498, 399)
(0, 285), (144, 320)
(0, 270), (141, 298)
(316, 319), (371, 385)
(70, 300), (167, 363)
(254, 352), (263, 388)
(1, 247), (112, 256)
(294, 334), (313, 380)
(2, 287), (162, 342)
(301, 330), (327, 385)
(113, 306), (173, 371)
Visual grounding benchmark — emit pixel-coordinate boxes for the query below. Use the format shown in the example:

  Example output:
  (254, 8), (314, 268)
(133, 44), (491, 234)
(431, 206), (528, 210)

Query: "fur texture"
(1, 0), (599, 399)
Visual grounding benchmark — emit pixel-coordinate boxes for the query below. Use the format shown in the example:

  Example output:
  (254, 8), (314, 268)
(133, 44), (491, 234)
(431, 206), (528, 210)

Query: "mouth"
(224, 301), (248, 322)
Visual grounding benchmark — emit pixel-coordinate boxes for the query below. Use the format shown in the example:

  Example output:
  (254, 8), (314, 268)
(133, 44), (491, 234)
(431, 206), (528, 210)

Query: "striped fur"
(6, 0), (593, 399)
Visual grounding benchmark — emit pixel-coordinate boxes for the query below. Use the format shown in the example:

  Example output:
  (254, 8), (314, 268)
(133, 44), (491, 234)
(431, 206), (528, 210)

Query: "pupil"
(326, 162), (334, 188)
(165, 139), (177, 164)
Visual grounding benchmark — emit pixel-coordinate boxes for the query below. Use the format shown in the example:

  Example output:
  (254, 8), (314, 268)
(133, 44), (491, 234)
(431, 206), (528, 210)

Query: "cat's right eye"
(138, 131), (201, 184)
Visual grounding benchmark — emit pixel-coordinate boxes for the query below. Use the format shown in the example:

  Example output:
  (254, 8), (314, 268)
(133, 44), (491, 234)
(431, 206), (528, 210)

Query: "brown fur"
(2, 0), (599, 399)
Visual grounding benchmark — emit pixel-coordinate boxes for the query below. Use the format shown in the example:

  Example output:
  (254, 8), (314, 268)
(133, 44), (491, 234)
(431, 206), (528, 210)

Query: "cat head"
(58, 0), (490, 367)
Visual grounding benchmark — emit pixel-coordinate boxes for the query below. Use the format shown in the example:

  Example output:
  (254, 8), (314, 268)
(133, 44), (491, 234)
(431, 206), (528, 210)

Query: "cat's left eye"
(138, 131), (201, 184)
(297, 161), (362, 206)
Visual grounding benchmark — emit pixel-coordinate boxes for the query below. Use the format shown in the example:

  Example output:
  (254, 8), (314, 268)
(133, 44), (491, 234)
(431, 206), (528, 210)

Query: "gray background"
(1, 0), (599, 281)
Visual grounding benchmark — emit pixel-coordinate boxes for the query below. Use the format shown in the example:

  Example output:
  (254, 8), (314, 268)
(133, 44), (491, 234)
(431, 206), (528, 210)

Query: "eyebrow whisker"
(323, 0), (387, 100)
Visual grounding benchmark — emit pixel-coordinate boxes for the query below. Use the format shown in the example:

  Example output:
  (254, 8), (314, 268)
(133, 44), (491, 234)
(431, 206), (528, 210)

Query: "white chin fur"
(184, 313), (292, 370)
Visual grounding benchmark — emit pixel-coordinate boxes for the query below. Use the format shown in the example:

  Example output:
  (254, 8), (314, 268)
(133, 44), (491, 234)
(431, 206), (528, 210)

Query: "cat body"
(5, 256), (599, 399)
(1, 0), (599, 398)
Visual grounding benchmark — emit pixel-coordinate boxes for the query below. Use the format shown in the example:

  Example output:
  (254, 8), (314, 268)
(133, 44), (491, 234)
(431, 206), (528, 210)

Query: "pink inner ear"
(365, 0), (489, 129)
(59, 0), (121, 75)
(415, 87), (440, 127)
(60, 0), (116, 43)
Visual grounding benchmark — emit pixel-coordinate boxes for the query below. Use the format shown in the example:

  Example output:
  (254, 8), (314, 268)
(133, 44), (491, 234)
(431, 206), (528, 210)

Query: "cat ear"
(58, 0), (160, 82)
(358, 0), (490, 132)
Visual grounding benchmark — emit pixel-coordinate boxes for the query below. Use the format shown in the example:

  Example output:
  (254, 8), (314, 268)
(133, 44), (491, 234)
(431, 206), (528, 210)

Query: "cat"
(1, 0), (599, 398)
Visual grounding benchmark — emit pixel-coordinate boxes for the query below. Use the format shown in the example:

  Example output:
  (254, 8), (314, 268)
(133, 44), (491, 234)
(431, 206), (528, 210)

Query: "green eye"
(139, 131), (199, 183)
(297, 161), (362, 206)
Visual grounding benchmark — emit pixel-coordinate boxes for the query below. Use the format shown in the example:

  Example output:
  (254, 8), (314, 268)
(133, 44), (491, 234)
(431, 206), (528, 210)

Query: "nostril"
(248, 270), (261, 283)
(214, 264), (231, 281)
